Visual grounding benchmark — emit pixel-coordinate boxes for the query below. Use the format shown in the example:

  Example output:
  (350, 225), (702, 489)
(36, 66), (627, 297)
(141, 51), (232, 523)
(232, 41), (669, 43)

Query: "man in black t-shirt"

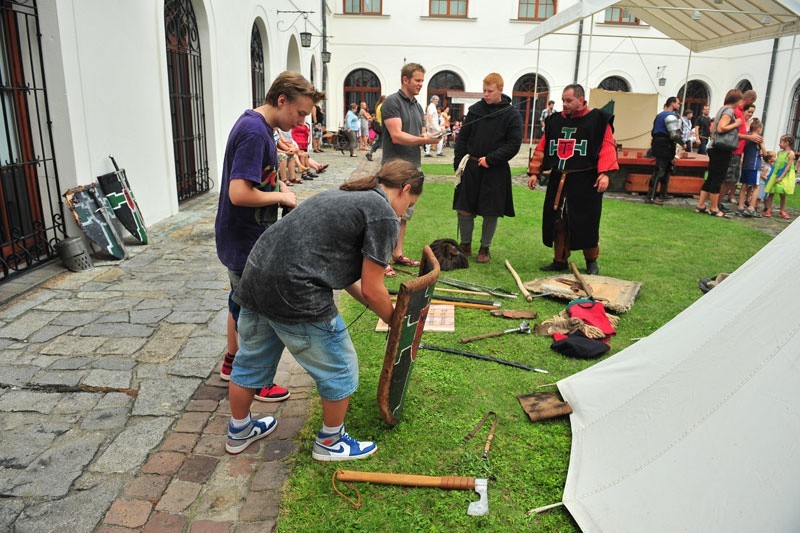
(696, 105), (711, 155)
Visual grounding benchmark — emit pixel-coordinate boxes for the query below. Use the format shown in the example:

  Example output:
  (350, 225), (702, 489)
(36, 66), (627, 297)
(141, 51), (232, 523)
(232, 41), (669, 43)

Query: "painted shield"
(377, 246), (440, 426)
(557, 138), (577, 160)
(64, 184), (127, 259)
(97, 167), (148, 244)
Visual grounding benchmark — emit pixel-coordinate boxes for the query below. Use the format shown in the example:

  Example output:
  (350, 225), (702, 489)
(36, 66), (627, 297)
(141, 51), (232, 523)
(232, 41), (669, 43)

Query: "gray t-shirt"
(234, 187), (400, 323)
(381, 89), (424, 167)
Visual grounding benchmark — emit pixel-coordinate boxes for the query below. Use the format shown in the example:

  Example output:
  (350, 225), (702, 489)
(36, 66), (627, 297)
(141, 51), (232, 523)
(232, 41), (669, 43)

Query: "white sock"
(321, 423), (343, 435)
(231, 413), (251, 431)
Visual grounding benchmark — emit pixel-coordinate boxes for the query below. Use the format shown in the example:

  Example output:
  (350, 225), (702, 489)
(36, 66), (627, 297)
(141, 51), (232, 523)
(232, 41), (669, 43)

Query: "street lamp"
(321, 50), (331, 63)
(277, 10), (315, 47)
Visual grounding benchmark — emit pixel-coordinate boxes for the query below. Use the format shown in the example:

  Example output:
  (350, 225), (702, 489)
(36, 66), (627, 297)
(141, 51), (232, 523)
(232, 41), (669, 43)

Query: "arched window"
(165, 0), (210, 201)
(343, 69), (381, 115)
(598, 76), (630, 92)
(736, 79), (753, 93)
(512, 74), (549, 142)
(427, 70), (465, 122)
(677, 80), (710, 119)
(788, 81), (800, 152)
(250, 23), (265, 109)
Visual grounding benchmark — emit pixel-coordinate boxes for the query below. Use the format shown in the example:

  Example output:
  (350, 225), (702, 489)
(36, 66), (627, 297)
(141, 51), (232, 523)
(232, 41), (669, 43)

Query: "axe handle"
(336, 470), (475, 491)
(569, 262), (594, 299)
(459, 329), (508, 343)
(505, 260), (533, 302)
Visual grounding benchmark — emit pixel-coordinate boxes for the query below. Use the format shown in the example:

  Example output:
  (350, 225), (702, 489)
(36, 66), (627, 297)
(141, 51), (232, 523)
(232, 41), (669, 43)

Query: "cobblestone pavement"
(0, 148), (379, 533)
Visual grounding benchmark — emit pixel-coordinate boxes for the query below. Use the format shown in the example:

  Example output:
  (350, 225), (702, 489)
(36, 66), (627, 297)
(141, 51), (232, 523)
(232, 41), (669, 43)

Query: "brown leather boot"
(477, 246), (490, 263)
(459, 243), (472, 256)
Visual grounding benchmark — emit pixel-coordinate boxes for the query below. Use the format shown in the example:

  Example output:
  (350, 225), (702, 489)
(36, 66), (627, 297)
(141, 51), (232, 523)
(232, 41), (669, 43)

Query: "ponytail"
(340, 159), (424, 195)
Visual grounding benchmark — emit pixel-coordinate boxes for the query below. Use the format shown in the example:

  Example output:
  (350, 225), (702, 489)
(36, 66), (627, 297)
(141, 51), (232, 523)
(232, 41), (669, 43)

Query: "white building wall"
(29, 0), (799, 231)
(327, 0), (798, 150)
(36, 0), (325, 231)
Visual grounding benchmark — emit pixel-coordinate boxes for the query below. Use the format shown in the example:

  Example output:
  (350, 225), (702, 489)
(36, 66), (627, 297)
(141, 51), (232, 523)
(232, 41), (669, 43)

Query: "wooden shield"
(97, 167), (148, 244)
(64, 184), (127, 260)
(377, 246), (440, 426)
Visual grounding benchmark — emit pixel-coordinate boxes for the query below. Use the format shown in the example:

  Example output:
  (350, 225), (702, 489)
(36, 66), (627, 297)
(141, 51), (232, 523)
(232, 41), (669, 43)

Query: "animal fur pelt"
(429, 238), (468, 271)
(535, 311), (620, 339)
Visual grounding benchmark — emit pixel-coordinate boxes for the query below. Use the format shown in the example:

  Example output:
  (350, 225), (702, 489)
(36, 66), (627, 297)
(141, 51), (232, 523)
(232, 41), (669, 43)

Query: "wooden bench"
(624, 173), (704, 195)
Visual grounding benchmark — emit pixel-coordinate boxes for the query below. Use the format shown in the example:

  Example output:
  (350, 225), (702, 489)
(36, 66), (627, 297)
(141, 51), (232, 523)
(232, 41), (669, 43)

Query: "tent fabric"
(523, 0), (800, 53)
(557, 217), (800, 531)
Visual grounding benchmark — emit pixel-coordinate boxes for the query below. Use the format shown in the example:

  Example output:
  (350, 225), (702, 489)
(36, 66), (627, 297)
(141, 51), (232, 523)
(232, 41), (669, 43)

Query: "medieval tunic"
(539, 108), (616, 251)
(453, 94), (523, 217)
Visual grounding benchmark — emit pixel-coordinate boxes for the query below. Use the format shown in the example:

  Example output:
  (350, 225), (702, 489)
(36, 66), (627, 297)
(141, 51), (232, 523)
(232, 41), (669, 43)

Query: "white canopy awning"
(523, 0), (800, 53)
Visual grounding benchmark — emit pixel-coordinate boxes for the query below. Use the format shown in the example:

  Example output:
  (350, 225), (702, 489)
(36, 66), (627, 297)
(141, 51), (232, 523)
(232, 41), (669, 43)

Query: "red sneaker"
(254, 384), (290, 402)
(220, 353), (235, 381)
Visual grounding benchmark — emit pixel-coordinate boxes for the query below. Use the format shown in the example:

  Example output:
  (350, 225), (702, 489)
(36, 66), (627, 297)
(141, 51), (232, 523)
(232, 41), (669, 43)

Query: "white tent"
(557, 219), (800, 530)
(523, 0), (800, 53)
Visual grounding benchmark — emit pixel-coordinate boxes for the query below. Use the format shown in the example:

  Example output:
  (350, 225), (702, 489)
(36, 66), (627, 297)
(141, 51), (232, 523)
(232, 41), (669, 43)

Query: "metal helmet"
(664, 113), (682, 143)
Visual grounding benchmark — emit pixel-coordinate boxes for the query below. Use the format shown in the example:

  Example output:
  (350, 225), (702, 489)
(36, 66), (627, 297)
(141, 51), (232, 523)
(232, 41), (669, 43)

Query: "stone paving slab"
(0, 149), (371, 531)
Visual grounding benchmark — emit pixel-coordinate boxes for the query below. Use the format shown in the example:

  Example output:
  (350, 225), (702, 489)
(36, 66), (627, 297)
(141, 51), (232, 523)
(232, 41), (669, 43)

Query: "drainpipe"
(761, 38), (779, 127)
(573, 19), (583, 84)
(321, 0), (328, 91)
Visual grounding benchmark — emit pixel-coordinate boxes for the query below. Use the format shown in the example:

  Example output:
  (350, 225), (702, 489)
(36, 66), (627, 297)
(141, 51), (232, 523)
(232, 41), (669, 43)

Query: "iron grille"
(251, 23), (264, 109)
(165, 0), (210, 202)
(0, 0), (65, 282)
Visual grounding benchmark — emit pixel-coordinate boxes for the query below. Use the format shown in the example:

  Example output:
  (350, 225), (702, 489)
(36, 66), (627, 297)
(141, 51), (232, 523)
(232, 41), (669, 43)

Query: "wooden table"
(612, 149), (709, 196)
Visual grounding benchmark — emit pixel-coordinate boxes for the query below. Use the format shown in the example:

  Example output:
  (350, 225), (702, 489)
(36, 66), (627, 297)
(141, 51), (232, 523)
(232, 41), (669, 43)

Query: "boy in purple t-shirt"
(215, 72), (321, 403)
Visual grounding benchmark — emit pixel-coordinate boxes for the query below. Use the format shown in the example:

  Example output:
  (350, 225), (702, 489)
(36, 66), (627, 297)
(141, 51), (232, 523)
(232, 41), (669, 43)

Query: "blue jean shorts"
(232, 307), (359, 401)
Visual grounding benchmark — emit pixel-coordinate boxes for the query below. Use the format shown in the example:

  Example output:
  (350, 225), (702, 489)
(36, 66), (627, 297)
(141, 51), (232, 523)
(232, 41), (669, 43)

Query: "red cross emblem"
(557, 138), (576, 160)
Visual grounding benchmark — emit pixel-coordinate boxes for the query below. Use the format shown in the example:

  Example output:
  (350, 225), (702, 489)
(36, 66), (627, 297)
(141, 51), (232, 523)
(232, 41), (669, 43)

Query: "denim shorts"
(232, 307), (359, 401)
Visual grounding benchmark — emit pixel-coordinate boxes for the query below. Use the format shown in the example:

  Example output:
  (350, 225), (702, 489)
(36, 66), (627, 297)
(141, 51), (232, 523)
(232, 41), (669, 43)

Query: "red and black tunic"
(537, 108), (617, 250)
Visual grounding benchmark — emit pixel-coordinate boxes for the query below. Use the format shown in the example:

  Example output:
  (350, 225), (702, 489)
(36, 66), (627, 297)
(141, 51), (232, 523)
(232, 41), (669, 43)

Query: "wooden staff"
(569, 262), (594, 299)
(504, 260), (533, 302)
(435, 287), (493, 297)
(390, 297), (498, 310)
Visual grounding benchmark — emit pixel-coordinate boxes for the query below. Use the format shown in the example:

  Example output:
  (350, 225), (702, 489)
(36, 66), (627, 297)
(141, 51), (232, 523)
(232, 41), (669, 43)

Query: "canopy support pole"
(528, 39), (542, 154)
(680, 49), (692, 116)
(583, 13), (595, 91)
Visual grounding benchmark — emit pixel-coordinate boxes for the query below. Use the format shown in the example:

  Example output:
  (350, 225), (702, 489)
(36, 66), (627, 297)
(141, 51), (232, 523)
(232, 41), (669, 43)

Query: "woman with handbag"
(695, 89), (743, 218)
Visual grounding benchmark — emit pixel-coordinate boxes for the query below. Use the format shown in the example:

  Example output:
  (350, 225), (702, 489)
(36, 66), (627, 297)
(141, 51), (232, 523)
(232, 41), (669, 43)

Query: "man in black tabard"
(526, 84), (618, 275)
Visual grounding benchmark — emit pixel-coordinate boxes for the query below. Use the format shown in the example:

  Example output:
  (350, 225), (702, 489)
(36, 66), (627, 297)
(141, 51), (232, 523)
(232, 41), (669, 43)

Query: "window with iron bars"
(0, 0), (65, 283)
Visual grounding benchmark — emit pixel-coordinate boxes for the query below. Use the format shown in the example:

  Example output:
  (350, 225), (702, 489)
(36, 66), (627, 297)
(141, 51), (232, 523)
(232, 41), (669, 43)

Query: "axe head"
(467, 478), (489, 516)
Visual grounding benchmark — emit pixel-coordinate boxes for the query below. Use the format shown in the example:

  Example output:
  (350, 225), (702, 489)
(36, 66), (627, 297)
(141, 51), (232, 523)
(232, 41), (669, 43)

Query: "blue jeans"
(232, 307), (359, 401)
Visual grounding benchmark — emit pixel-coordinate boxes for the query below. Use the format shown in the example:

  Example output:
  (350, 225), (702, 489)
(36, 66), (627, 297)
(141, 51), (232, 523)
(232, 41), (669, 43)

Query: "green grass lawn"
(278, 183), (773, 531)
(422, 163), (529, 176)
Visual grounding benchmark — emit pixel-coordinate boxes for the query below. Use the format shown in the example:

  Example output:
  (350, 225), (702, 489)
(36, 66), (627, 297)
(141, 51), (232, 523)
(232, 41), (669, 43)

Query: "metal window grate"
(0, 0), (65, 283)
(165, 0), (210, 202)
(250, 23), (265, 109)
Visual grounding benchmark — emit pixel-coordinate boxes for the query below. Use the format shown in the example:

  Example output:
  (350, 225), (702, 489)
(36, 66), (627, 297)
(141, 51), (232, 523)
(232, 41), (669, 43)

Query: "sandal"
(764, 210), (772, 218)
(694, 207), (710, 214)
(384, 264), (397, 277)
(392, 254), (420, 267)
(780, 211), (791, 219)
(708, 210), (730, 219)
(317, 163), (329, 172)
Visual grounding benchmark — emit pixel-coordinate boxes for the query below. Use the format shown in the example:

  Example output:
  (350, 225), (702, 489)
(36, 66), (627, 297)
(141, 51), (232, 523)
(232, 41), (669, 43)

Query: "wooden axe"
(335, 470), (489, 516)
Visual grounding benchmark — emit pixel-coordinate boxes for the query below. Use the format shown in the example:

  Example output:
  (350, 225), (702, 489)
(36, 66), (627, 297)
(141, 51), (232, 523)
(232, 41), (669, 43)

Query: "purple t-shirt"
(215, 110), (278, 271)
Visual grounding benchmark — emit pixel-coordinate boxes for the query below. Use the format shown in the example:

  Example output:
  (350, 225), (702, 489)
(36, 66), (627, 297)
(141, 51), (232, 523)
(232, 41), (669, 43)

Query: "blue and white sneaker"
(312, 426), (377, 462)
(225, 415), (277, 454)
